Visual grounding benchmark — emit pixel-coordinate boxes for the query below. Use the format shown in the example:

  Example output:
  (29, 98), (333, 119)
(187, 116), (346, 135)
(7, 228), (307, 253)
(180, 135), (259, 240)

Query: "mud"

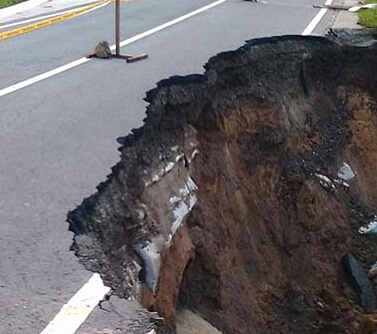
(68, 35), (377, 333)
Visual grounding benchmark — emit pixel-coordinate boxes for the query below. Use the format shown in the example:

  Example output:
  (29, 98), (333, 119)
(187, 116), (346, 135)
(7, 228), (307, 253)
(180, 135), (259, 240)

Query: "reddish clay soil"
(68, 36), (377, 333)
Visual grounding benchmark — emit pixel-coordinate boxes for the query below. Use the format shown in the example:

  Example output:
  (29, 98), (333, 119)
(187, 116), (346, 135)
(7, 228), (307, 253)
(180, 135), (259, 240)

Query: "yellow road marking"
(0, 0), (133, 41)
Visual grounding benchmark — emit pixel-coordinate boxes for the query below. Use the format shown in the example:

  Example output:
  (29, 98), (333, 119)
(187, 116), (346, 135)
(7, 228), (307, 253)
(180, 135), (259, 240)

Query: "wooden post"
(87, 0), (148, 61)
(115, 0), (120, 56)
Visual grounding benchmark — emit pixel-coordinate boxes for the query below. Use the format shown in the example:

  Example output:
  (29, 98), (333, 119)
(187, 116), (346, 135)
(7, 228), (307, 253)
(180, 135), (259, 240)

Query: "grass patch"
(358, 0), (377, 28)
(0, 0), (28, 9)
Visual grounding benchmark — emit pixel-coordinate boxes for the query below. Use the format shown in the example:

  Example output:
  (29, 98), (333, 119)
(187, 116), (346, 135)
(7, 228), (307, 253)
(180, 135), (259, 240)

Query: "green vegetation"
(358, 0), (377, 28)
(0, 0), (27, 9)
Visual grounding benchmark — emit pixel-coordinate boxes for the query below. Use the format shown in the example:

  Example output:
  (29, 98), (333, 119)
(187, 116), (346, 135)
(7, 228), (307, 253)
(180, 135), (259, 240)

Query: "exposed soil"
(68, 35), (377, 333)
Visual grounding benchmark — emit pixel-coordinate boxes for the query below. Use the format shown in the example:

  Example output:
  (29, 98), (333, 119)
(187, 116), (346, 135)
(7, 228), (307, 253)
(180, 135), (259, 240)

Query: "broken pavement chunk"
(338, 162), (355, 181)
(136, 235), (166, 292)
(315, 173), (336, 192)
(359, 221), (377, 235)
(369, 263), (377, 279)
(333, 178), (350, 191)
(342, 253), (377, 313)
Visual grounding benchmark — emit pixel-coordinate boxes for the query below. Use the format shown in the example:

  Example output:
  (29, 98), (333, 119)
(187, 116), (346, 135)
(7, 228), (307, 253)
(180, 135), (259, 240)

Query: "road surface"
(0, 0), (335, 333)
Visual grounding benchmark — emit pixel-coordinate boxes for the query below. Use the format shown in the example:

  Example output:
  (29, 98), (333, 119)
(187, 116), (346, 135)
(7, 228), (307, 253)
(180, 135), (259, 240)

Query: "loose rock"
(94, 41), (112, 59)
(342, 253), (377, 313)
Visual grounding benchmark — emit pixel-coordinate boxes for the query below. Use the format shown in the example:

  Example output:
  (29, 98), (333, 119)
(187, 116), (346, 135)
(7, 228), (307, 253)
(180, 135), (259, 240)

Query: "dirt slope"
(68, 35), (377, 333)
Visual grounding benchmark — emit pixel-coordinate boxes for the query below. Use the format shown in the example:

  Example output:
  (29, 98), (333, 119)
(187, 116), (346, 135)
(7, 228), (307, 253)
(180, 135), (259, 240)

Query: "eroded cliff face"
(68, 36), (377, 333)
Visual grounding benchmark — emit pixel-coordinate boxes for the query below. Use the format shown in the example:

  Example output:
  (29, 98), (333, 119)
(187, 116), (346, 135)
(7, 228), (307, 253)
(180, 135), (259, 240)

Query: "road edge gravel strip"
(0, 0), (49, 20)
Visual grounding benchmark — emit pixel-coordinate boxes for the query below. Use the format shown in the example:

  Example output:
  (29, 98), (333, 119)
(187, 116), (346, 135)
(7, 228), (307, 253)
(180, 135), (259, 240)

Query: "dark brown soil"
(68, 36), (377, 334)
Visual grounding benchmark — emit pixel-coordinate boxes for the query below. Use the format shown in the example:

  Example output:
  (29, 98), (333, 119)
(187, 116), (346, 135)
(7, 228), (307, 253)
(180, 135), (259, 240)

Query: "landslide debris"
(68, 35), (377, 334)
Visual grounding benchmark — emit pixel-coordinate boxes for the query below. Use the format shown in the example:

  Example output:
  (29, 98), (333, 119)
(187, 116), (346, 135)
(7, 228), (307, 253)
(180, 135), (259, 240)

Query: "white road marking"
(39, 273), (110, 334)
(0, 57), (90, 98)
(0, 2), (109, 30)
(302, 0), (333, 35)
(0, 0), (227, 98)
(118, 0), (227, 48)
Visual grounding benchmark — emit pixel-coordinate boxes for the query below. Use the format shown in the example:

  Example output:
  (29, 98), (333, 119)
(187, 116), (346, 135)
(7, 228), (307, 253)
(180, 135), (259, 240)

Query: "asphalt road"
(0, 0), (335, 333)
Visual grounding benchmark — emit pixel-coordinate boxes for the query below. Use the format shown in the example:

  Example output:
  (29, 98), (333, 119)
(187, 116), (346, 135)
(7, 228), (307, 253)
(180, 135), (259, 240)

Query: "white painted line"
(117, 0), (227, 48)
(302, 0), (333, 35)
(0, 2), (109, 30)
(39, 273), (110, 334)
(0, 57), (90, 98)
(0, 0), (227, 98)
